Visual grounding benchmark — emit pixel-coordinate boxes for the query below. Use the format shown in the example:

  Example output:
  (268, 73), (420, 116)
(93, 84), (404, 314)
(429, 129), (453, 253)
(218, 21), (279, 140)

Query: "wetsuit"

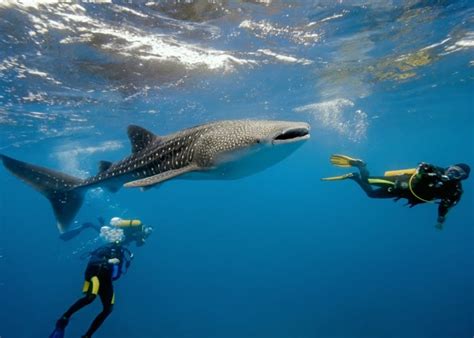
(352, 162), (463, 222)
(59, 243), (132, 337)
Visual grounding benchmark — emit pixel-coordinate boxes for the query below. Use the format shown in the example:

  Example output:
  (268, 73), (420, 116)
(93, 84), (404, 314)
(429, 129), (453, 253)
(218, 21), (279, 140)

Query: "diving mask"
(446, 165), (468, 180)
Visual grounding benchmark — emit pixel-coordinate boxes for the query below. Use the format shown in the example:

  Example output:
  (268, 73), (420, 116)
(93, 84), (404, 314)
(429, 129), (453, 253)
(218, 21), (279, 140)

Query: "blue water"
(0, 1), (473, 338)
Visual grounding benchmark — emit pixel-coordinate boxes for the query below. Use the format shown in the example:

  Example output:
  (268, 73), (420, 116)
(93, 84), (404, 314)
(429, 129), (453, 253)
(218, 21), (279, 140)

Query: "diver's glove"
(435, 216), (445, 230)
(108, 258), (120, 264)
(144, 226), (153, 237)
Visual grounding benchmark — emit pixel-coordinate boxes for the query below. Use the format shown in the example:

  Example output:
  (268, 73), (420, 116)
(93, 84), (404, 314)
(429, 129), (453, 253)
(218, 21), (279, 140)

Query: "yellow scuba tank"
(383, 168), (417, 177)
(110, 217), (142, 227)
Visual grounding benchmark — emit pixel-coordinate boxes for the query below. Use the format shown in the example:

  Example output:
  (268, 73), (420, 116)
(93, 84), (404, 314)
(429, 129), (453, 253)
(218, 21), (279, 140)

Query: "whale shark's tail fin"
(0, 154), (85, 233)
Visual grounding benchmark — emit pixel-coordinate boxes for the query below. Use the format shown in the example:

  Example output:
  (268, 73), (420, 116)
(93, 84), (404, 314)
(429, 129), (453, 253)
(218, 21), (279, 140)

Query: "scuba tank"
(110, 217), (142, 227)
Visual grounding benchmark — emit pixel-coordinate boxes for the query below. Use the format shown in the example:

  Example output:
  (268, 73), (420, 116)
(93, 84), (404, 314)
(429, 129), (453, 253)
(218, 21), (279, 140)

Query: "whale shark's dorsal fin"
(127, 125), (161, 153)
(98, 160), (113, 173)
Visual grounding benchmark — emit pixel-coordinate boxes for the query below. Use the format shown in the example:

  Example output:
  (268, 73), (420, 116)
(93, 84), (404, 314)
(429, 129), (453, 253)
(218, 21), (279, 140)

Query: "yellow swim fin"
(330, 154), (365, 168)
(384, 168), (417, 177)
(321, 173), (355, 181)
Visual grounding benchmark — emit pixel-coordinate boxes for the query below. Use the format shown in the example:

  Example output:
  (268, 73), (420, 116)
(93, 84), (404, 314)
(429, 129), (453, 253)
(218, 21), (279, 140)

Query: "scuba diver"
(60, 216), (153, 246)
(109, 217), (153, 247)
(322, 154), (470, 229)
(49, 218), (152, 338)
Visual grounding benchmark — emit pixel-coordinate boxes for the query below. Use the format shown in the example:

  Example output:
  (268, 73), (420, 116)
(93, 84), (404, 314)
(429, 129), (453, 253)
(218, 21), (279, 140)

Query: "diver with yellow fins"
(322, 154), (470, 229)
(49, 217), (152, 338)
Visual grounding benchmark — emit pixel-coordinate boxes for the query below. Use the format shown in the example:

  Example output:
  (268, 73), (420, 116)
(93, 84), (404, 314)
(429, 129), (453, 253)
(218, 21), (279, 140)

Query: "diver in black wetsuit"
(322, 154), (470, 229)
(50, 219), (152, 337)
(49, 229), (134, 338)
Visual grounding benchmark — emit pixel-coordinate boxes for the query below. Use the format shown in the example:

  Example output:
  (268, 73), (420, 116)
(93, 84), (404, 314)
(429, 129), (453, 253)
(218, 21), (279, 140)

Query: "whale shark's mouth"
(272, 125), (310, 144)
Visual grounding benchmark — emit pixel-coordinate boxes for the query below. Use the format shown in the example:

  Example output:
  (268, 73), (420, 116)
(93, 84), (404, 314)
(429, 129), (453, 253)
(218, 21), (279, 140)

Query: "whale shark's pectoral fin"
(124, 165), (199, 188)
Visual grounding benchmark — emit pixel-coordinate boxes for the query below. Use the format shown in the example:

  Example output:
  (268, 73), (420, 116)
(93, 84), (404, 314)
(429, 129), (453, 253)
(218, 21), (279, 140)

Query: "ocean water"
(0, 1), (473, 338)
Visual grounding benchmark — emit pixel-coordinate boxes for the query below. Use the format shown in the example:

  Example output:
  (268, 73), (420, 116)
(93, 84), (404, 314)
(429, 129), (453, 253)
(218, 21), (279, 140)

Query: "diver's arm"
(105, 247), (121, 265)
(108, 247), (133, 269)
(122, 247), (134, 270)
(435, 187), (462, 229)
(436, 203), (449, 229)
(102, 245), (123, 265)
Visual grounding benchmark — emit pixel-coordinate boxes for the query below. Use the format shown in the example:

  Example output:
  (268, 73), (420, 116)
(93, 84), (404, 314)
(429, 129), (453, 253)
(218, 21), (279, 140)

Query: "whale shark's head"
(193, 120), (310, 178)
(249, 120), (311, 146)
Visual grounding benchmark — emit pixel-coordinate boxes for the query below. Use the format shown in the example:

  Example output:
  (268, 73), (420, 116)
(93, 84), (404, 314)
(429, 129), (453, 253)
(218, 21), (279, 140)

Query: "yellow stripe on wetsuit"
(82, 276), (115, 304)
(367, 178), (395, 186)
(82, 276), (100, 295)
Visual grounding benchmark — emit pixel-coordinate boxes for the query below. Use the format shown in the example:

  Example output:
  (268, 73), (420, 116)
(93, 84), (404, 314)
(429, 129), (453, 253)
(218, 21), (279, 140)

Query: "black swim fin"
(49, 316), (68, 338)
(49, 327), (65, 338)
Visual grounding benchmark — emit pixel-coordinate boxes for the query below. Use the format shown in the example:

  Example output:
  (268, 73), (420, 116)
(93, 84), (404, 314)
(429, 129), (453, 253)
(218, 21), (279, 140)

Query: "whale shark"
(1, 119), (310, 232)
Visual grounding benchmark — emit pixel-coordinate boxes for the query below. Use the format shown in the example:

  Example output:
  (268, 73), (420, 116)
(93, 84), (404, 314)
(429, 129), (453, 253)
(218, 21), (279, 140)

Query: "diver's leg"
(83, 276), (114, 337)
(61, 294), (96, 317)
(61, 277), (99, 320)
(54, 279), (97, 331)
(328, 155), (396, 199)
(351, 165), (394, 199)
(353, 180), (394, 198)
